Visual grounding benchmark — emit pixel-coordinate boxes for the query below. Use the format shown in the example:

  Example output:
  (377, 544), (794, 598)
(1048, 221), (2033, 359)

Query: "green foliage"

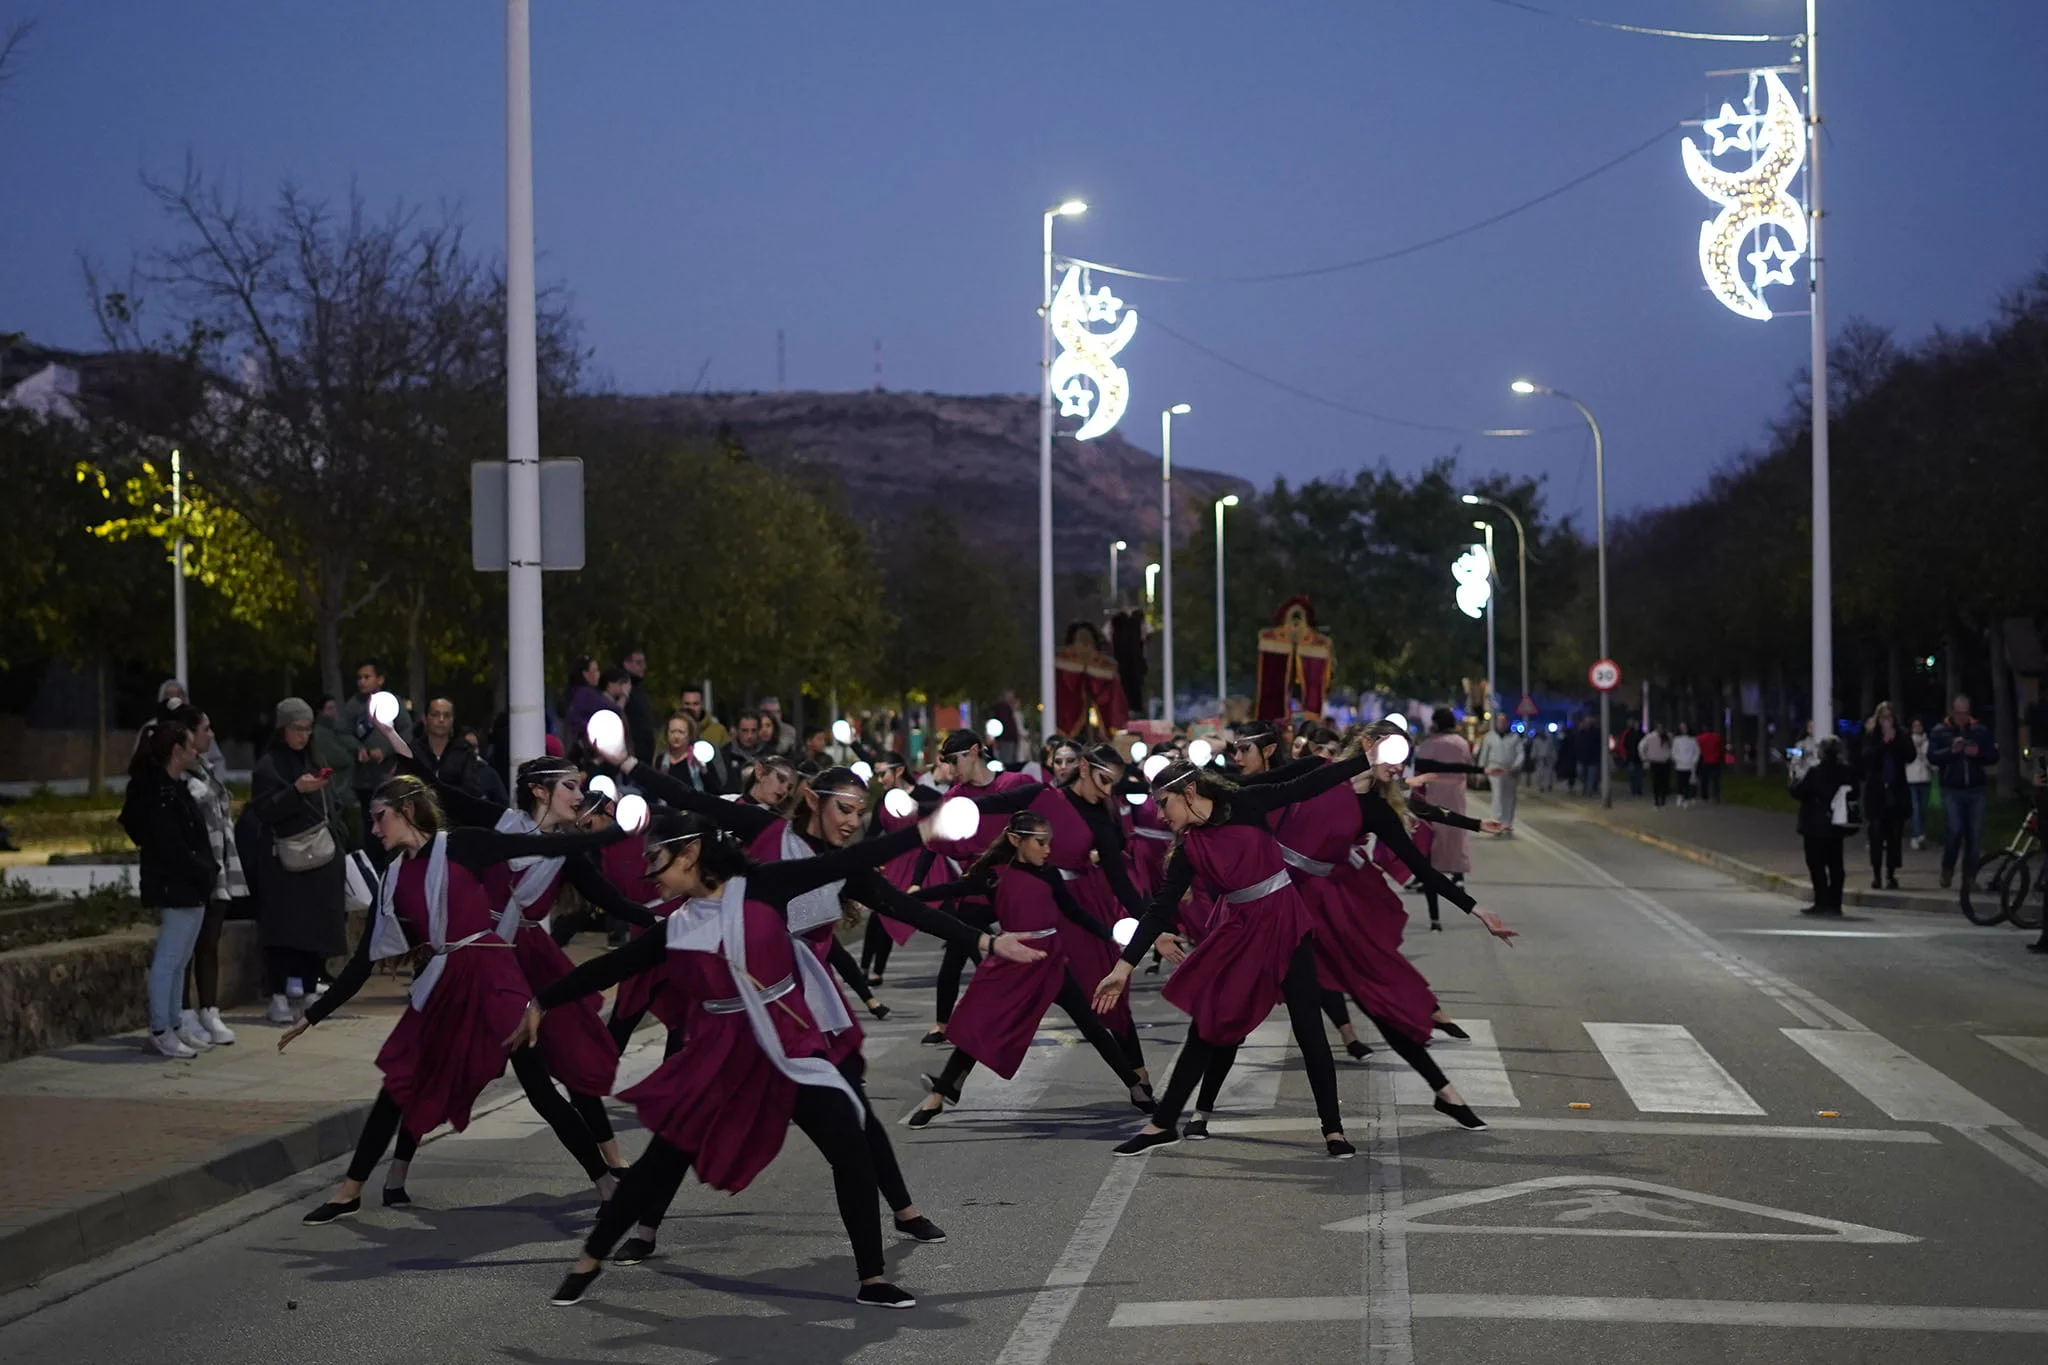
(873, 504), (1030, 705)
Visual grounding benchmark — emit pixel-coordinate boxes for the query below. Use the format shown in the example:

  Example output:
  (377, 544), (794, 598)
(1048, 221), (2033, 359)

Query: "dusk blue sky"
(7, 1), (2045, 531)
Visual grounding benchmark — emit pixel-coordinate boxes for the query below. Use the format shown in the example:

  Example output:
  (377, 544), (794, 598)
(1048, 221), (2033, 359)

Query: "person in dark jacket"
(1860, 701), (1916, 891)
(1790, 737), (1857, 916)
(249, 697), (351, 1024)
(620, 648), (657, 763)
(1927, 693), (1998, 889)
(416, 696), (509, 805)
(119, 715), (220, 1058)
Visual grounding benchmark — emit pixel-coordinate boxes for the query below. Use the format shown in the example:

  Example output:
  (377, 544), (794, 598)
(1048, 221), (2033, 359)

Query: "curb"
(0, 1099), (371, 1297)
(1534, 797), (1957, 916)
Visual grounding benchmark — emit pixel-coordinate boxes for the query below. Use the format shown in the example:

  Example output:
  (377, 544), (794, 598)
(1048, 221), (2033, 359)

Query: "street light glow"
(1168, 403), (1191, 415)
(1056, 199), (1088, 216)
(1113, 539), (1127, 551)
(1460, 493), (1481, 504)
(1510, 380), (1538, 395)
(1220, 494), (1239, 507)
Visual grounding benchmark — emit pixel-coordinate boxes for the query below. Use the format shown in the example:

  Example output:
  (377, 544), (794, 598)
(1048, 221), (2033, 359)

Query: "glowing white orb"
(851, 761), (874, 782)
(932, 796), (981, 843)
(1187, 738), (1213, 767)
(615, 793), (649, 835)
(586, 710), (626, 759)
(984, 718), (1004, 739)
(1386, 713), (1410, 732)
(588, 774), (617, 802)
(883, 788), (917, 820)
(1142, 754), (1171, 781)
(368, 691), (399, 726)
(1129, 741), (1149, 761)
(1124, 791), (1148, 807)
(832, 719), (853, 745)
(1111, 917), (1140, 948)
(1375, 733), (1412, 767)
(988, 760), (1005, 773)
(692, 739), (716, 764)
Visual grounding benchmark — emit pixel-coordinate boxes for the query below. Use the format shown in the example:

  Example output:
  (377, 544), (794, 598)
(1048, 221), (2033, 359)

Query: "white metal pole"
(504, 0), (545, 765)
(1160, 409), (1176, 727)
(1480, 521), (1497, 715)
(1039, 210), (1057, 750)
(1587, 403), (1610, 806)
(1806, 0), (1833, 744)
(1214, 500), (1227, 709)
(170, 448), (188, 690)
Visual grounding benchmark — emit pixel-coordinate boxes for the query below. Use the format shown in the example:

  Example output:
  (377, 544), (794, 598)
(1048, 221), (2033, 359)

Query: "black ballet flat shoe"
(612, 1237), (657, 1266)
(550, 1266), (601, 1306)
(1129, 1082), (1156, 1114)
(381, 1186), (411, 1208)
(1433, 1096), (1488, 1131)
(301, 1197), (360, 1226)
(919, 1071), (962, 1105)
(868, 1001), (892, 1021)
(1432, 1019), (1471, 1041)
(1428, 922), (1444, 932)
(2026, 941), (2048, 955)
(856, 1281), (918, 1310)
(1183, 1116), (1210, 1141)
(1345, 1039), (1373, 1060)
(919, 1028), (948, 1047)
(1113, 1127), (1181, 1157)
(608, 1165), (631, 1182)
(868, 975), (885, 989)
(1326, 1135), (1357, 1159)
(894, 1214), (947, 1243)
(907, 1102), (943, 1129)
(1886, 877), (1900, 890)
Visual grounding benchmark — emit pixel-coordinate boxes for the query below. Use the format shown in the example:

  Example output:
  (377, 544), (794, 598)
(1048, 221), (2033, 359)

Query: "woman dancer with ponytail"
(1093, 752), (1378, 1158)
(607, 746), (1043, 1260)
(380, 722), (651, 1183)
(522, 806), (1043, 1308)
(284, 776), (627, 1225)
(906, 810), (1155, 1126)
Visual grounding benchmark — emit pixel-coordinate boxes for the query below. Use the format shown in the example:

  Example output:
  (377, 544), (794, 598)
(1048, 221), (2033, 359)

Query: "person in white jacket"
(1671, 723), (1702, 808)
(1476, 713), (1526, 832)
(1640, 724), (1675, 807)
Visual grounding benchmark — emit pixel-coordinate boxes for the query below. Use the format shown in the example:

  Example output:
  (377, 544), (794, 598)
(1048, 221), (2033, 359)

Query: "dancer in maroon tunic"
(905, 810), (1154, 1125)
(284, 776), (627, 1225)
(523, 806), (1043, 1309)
(856, 752), (937, 987)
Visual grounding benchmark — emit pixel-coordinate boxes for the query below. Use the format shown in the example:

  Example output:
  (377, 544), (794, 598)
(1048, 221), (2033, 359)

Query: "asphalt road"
(5, 803), (2047, 1364)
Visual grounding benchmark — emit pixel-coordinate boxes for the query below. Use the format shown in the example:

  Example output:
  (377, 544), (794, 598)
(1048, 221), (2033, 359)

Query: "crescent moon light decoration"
(1452, 544), (1492, 620)
(1048, 265), (1137, 440)
(1682, 69), (1808, 322)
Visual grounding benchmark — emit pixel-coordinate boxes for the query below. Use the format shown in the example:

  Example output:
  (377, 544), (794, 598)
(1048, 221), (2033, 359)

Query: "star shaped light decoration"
(1702, 101), (1760, 156)
(1747, 234), (1801, 291)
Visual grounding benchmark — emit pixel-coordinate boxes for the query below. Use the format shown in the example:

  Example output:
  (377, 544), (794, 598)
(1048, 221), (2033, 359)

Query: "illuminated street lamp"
(1214, 494), (1239, 708)
(1109, 539), (1127, 603)
(1160, 403), (1191, 724)
(1464, 493), (1529, 719)
(1038, 198), (1087, 746)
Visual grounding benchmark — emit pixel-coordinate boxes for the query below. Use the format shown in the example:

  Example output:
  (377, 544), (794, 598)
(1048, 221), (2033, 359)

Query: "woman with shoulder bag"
(250, 697), (350, 1024)
(119, 717), (220, 1059)
(1790, 737), (1857, 917)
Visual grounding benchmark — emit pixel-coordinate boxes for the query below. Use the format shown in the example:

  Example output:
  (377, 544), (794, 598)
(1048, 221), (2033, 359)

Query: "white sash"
(664, 879), (862, 1121)
(1132, 827), (1174, 842)
(1224, 867), (1295, 905)
(370, 834), (468, 1009)
(493, 808), (562, 940)
(777, 824), (847, 935)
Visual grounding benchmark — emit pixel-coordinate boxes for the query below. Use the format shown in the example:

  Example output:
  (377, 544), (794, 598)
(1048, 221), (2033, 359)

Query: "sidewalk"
(1525, 787), (1954, 913)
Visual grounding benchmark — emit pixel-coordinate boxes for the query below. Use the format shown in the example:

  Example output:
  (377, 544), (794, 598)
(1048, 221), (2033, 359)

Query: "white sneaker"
(150, 1029), (198, 1059)
(199, 1006), (237, 1045)
(267, 994), (295, 1025)
(176, 1013), (215, 1052)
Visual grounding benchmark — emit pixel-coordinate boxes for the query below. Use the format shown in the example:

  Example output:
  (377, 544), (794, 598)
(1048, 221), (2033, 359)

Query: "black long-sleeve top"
(1358, 790), (1478, 916)
(624, 759), (987, 952)
(916, 863), (1118, 943)
(306, 823), (627, 1025)
(1118, 753), (1371, 965)
(535, 831), (984, 1009)
(394, 752), (657, 931)
(1409, 794), (1484, 835)
(902, 776), (1036, 889)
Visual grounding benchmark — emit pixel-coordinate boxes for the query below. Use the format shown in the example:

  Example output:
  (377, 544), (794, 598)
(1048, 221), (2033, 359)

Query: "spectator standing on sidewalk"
(310, 697), (358, 840)
(1475, 713), (1525, 832)
(619, 648), (657, 763)
(1928, 694), (1998, 889)
(1860, 701), (1915, 891)
(119, 714), (219, 1058)
(1575, 715), (1603, 796)
(341, 660), (408, 838)
(159, 698), (246, 1047)
(1791, 737), (1857, 917)
(1413, 708), (1476, 927)
(1641, 723), (1675, 808)
(675, 685), (727, 748)
(1905, 718), (1932, 850)
(249, 698), (350, 1024)
(1555, 721), (1579, 793)
(1696, 726), (1725, 802)
(1620, 718), (1646, 797)
(1531, 725), (1558, 792)
(416, 696), (508, 804)
(1671, 723), (1701, 807)
(654, 711), (727, 792)
(560, 655), (607, 747)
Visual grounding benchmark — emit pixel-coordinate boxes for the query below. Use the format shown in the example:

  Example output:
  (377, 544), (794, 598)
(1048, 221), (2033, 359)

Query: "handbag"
(274, 785), (338, 872)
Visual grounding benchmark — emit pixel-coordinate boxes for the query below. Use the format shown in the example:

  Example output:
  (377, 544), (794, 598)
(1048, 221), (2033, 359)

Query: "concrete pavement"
(4, 806), (2047, 1362)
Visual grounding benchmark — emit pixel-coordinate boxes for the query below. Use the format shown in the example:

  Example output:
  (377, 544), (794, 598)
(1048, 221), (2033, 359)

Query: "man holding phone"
(1927, 693), (1998, 889)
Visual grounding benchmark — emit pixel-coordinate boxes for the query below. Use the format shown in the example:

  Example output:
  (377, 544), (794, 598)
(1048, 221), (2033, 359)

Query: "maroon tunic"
(601, 838), (679, 1032)
(1034, 786), (1137, 1034)
(944, 864), (1075, 1078)
(872, 797), (926, 948)
(495, 861), (620, 1098)
(1159, 824), (1313, 1046)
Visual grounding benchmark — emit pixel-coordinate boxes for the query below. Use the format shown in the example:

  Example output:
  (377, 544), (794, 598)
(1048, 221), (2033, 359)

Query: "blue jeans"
(148, 905), (206, 1034)
(1940, 786), (1989, 877)
(1907, 783), (1929, 842)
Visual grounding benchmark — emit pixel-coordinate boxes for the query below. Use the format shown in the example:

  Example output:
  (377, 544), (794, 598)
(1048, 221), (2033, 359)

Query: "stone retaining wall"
(0, 920), (266, 1062)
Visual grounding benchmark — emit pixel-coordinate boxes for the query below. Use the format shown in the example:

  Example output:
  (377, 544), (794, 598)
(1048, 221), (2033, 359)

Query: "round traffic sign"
(1588, 659), (1621, 692)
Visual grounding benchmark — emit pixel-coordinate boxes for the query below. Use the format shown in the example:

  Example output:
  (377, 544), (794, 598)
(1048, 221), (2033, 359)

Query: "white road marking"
(1210, 1114), (1937, 1143)
(1360, 1042), (1414, 1365)
(1585, 1022), (1765, 1116)
(952, 1031), (1070, 1114)
(990, 1156), (1152, 1365)
(1983, 1034), (2048, 1077)
(1324, 1174), (1915, 1244)
(1371, 1018), (1520, 1108)
(1111, 1296), (2048, 1332)
(1782, 1029), (2014, 1125)
(1724, 928), (1933, 938)
(1950, 1125), (2048, 1194)
(1203, 1018), (1293, 1113)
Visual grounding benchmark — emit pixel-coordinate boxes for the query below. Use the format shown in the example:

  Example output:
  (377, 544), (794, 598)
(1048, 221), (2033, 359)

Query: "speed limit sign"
(1588, 659), (1622, 692)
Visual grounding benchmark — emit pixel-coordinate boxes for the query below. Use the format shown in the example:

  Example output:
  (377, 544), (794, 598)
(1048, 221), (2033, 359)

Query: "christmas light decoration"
(1682, 69), (1807, 321)
(1048, 265), (1137, 440)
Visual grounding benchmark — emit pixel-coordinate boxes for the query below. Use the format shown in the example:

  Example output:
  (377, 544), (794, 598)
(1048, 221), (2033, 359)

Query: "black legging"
(1195, 1002), (1447, 1114)
(860, 915), (896, 980)
(1868, 809), (1906, 877)
(933, 900), (997, 1025)
(343, 1048), (609, 1185)
(265, 946), (326, 997)
(591, 1085), (887, 1280)
(932, 972), (1141, 1099)
(829, 939), (873, 1001)
(1152, 938), (1344, 1135)
(181, 899), (229, 1011)
(1422, 873), (1463, 929)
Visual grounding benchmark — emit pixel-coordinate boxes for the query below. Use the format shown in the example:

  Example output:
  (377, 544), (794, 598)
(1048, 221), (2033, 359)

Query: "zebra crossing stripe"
(1783, 1029), (2013, 1126)
(1375, 1019), (1521, 1108)
(1585, 1023), (1765, 1116)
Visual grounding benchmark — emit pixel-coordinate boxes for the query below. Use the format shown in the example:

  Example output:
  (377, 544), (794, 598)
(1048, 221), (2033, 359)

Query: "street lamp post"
(170, 448), (188, 691)
(1805, 0), (1834, 744)
(1109, 539), (1127, 605)
(1513, 379), (1609, 805)
(1215, 495), (1239, 710)
(1039, 198), (1087, 750)
(1475, 520), (1497, 715)
(1463, 493), (1529, 717)
(1159, 403), (1190, 727)
(504, 0), (546, 765)
(1144, 562), (1160, 606)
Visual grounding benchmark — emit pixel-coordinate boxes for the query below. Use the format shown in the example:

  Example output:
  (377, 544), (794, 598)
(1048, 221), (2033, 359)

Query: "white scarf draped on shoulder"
(493, 808), (563, 940)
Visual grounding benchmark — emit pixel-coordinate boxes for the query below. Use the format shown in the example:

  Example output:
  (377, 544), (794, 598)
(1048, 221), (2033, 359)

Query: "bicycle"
(1959, 808), (2038, 928)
